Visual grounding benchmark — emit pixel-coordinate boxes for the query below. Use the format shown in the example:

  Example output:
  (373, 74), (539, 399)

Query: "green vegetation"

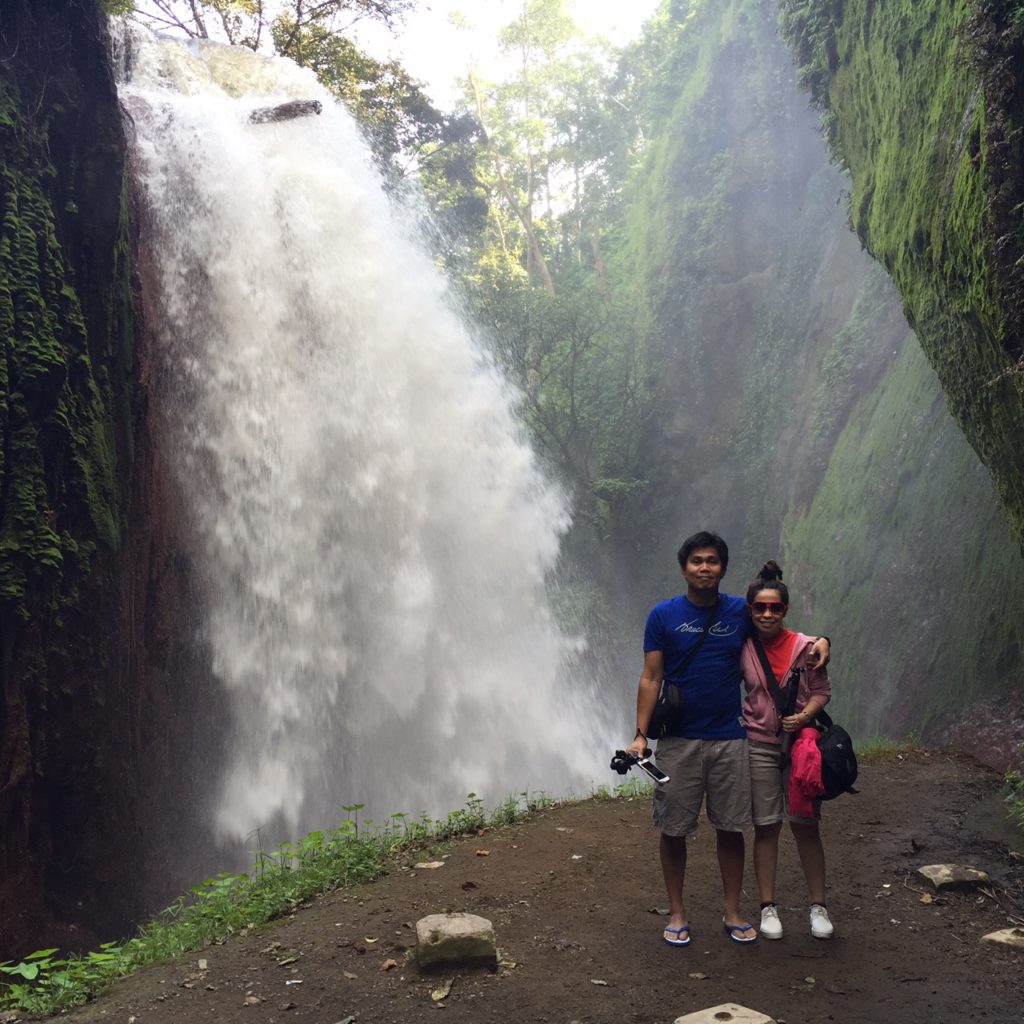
(1003, 743), (1024, 836)
(0, 77), (123, 625)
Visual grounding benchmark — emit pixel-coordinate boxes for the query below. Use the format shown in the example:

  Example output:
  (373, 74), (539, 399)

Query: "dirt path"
(65, 752), (1024, 1024)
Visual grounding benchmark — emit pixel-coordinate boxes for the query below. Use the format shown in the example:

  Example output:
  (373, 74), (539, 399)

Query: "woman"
(740, 560), (834, 940)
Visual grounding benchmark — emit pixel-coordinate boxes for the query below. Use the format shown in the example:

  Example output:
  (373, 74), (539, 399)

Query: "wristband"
(635, 728), (647, 741)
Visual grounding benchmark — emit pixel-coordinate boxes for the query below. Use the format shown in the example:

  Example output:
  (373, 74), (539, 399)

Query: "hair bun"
(758, 559), (783, 582)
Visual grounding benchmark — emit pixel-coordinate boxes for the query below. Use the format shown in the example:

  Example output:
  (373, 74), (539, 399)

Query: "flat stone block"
(981, 927), (1024, 950)
(917, 863), (989, 891)
(673, 1004), (776, 1024)
(415, 912), (497, 971)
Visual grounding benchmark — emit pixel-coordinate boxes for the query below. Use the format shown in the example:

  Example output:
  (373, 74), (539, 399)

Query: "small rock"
(243, 995), (263, 1006)
(981, 927), (1024, 950)
(431, 978), (455, 1001)
(415, 913), (497, 971)
(414, 862), (446, 870)
(917, 864), (989, 891)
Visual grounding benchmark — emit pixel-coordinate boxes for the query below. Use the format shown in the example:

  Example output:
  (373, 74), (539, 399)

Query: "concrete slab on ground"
(673, 1003), (776, 1024)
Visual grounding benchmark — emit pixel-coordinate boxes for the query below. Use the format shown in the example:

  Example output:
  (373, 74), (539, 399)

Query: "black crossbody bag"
(646, 599), (720, 741)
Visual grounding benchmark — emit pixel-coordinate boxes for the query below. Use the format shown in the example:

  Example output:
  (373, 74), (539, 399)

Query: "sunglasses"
(749, 601), (786, 614)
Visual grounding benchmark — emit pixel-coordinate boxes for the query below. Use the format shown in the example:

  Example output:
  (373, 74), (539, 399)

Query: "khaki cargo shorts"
(748, 740), (819, 825)
(651, 736), (752, 836)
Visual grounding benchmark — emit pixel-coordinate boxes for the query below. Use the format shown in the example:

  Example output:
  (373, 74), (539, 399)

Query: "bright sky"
(355, 0), (662, 108)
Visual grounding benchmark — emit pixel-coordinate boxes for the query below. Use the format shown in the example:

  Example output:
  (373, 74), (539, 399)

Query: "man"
(625, 531), (828, 946)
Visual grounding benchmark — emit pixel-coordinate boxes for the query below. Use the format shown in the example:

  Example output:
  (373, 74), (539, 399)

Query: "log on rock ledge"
(249, 100), (323, 124)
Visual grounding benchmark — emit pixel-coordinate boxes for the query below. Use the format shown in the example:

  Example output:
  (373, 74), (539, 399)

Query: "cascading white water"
(117, 30), (614, 844)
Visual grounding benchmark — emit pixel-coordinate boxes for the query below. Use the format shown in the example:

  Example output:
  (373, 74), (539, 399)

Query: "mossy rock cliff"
(778, 0), (1024, 550)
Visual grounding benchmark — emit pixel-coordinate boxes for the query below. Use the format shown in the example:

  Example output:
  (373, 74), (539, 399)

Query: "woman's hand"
(782, 710), (813, 733)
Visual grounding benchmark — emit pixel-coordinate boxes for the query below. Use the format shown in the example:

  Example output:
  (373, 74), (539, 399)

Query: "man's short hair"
(677, 531), (729, 571)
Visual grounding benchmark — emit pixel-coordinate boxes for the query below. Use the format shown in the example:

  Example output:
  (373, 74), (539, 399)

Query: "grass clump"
(0, 790), (562, 1016)
(1002, 743), (1024, 837)
(856, 736), (924, 763)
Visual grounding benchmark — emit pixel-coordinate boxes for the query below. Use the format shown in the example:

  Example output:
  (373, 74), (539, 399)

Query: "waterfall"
(117, 30), (613, 845)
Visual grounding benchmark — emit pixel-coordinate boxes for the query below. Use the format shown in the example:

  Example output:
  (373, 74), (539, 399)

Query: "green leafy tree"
(410, 1), (657, 541)
(481, 281), (648, 538)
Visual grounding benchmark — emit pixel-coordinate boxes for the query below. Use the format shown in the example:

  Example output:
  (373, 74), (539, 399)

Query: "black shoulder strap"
(751, 635), (799, 724)
(674, 598), (720, 682)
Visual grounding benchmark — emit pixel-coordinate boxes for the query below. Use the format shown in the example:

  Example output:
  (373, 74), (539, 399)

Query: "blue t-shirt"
(643, 592), (751, 740)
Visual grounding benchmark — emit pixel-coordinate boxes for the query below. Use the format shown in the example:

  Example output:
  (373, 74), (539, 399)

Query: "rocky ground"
(55, 752), (1024, 1024)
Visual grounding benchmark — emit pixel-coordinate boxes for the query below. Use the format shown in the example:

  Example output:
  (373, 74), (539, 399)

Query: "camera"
(610, 749), (670, 785)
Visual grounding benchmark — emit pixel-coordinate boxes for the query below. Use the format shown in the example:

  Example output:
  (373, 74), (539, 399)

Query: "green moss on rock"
(778, 0), (1024, 549)
(0, 71), (123, 623)
(785, 338), (1024, 738)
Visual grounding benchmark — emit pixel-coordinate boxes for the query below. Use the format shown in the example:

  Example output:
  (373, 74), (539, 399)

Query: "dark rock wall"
(0, 0), (224, 955)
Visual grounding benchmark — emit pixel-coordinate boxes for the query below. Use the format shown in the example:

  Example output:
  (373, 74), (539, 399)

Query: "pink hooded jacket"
(740, 631), (831, 746)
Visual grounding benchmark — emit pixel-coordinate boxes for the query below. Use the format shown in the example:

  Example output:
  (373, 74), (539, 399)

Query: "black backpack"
(815, 710), (859, 799)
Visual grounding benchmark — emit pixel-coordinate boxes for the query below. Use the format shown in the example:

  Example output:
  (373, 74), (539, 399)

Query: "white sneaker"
(760, 904), (783, 940)
(810, 904), (834, 939)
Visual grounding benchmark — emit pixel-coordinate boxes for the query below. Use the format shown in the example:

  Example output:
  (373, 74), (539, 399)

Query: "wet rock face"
(0, 0), (132, 955)
(0, 0), (227, 955)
